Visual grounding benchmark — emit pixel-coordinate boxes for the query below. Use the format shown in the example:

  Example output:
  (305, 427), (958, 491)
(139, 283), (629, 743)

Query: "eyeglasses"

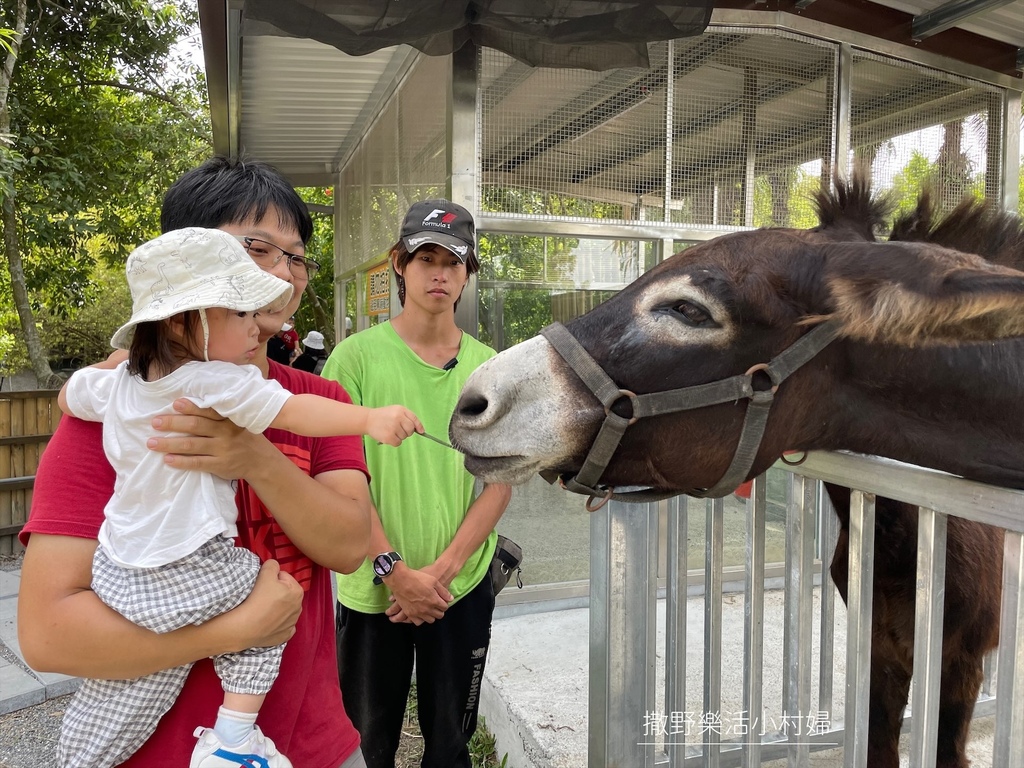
(238, 236), (321, 279)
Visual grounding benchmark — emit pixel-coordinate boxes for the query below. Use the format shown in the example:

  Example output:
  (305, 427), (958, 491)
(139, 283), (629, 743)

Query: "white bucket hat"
(302, 330), (325, 350)
(111, 227), (293, 350)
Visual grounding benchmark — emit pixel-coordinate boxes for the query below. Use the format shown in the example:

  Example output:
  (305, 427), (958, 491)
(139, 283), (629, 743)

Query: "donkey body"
(451, 180), (1019, 766)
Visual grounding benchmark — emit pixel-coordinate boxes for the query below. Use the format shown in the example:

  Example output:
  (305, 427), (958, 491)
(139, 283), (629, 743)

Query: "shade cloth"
(241, 0), (715, 70)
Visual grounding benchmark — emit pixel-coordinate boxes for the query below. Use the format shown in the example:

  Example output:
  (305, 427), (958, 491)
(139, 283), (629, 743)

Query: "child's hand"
(368, 405), (423, 446)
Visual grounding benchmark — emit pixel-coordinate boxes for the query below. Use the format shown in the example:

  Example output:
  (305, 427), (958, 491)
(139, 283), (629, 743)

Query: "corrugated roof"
(199, 0), (1022, 185)
(236, 36), (412, 185)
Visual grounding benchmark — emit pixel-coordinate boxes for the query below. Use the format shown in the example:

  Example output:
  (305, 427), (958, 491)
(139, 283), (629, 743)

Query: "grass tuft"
(395, 684), (509, 767)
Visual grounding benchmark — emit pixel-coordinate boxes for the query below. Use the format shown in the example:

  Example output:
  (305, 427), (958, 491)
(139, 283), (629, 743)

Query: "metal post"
(703, 497), (725, 767)
(784, 474), (815, 767)
(742, 477), (766, 768)
(450, 41), (479, 336)
(834, 44), (852, 181)
(909, 508), (948, 767)
(742, 68), (757, 228)
(663, 39), (675, 225)
(999, 88), (1021, 212)
(332, 171), (344, 338)
(817, 487), (836, 719)
(993, 531), (1024, 768)
(666, 495), (689, 767)
(843, 491), (875, 768)
(589, 498), (659, 768)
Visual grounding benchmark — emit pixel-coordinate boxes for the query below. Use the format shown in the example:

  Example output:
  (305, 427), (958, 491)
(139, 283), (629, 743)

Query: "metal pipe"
(589, 498), (659, 768)
(817, 487), (836, 718)
(703, 497), (725, 767)
(909, 509), (948, 767)
(993, 531), (1024, 768)
(742, 477), (766, 768)
(666, 495), (689, 767)
(843, 490), (875, 768)
(784, 474), (815, 766)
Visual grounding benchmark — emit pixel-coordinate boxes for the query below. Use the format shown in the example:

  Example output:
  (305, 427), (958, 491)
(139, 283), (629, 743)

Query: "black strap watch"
(371, 551), (403, 585)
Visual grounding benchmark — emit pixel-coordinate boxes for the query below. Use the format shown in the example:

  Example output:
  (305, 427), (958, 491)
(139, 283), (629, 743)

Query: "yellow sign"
(366, 261), (391, 316)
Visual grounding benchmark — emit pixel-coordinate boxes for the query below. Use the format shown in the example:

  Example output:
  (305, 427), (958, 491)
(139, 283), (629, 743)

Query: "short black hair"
(160, 156), (313, 244)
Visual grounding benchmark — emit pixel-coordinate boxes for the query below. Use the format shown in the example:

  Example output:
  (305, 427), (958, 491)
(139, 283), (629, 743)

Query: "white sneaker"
(189, 725), (293, 768)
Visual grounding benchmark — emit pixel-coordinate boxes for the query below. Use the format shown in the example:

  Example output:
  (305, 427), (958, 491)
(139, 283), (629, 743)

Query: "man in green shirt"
(322, 199), (512, 768)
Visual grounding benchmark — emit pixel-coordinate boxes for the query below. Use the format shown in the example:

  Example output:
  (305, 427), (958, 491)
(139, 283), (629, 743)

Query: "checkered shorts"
(57, 536), (285, 767)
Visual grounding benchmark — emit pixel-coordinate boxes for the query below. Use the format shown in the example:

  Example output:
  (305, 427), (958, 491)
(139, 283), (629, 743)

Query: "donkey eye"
(670, 300), (715, 327)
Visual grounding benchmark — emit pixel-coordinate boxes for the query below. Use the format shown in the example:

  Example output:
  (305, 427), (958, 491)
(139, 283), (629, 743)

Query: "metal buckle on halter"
(605, 389), (639, 425)
(744, 362), (780, 394)
(554, 473), (616, 511)
(586, 487), (615, 511)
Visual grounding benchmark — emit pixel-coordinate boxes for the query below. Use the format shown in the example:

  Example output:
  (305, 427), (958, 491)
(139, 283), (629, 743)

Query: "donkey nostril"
(458, 392), (489, 418)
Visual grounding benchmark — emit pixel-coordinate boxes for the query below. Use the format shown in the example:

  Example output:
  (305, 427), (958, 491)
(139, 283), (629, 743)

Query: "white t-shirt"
(64, 360), (292, 568)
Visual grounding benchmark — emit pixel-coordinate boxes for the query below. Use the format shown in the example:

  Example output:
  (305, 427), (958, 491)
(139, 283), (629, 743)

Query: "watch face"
(372, 552), (394, 578)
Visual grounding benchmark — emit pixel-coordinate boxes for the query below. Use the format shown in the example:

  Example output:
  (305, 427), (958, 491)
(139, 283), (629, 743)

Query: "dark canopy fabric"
(241, 0), (715, 70)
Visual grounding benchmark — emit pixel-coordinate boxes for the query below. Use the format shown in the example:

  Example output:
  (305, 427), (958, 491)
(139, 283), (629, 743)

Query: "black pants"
(336, 576), (495, 768)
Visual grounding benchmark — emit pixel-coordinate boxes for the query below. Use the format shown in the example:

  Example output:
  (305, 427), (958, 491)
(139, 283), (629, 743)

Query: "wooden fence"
(1, 390), (60, 554)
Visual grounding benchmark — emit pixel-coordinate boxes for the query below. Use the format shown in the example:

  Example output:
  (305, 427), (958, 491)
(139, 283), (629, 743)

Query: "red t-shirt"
(21, 362), (364, 768)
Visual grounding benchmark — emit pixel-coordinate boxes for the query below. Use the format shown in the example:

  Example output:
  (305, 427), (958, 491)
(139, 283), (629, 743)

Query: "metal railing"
(589, 451), (1023, 768)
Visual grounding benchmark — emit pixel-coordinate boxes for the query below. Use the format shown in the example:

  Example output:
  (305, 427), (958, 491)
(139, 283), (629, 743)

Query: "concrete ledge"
(0, 664), (44, 716)
(481, 606), (589, 768)
(482, 608), (590, 768)
(43, 675), (81, 700)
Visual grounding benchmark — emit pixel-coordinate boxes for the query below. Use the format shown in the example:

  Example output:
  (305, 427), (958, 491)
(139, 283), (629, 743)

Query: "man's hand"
(384, 565), (451, 625)
(147, 398), (267, 479)
(215, 560), (303, 650)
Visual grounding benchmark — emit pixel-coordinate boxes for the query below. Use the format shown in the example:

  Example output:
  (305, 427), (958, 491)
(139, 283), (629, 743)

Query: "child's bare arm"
(271, 394), (423, 445)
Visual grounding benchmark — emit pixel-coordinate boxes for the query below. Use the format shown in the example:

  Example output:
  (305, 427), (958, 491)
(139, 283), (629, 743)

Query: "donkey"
(450, 178), (1019, 767)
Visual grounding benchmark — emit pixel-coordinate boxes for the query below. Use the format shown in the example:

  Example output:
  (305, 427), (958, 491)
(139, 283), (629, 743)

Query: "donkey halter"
(537, 320), (841, 510)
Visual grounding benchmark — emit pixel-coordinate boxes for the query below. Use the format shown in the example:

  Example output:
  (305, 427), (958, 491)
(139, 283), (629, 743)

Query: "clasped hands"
(383, 562), (452, 626)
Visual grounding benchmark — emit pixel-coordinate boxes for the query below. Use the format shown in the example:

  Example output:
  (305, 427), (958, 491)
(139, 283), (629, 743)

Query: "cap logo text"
(422, 209), (457, 227)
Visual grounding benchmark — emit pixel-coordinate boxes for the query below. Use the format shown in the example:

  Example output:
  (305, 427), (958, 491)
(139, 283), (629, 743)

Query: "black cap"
(400, 199), (475, 263)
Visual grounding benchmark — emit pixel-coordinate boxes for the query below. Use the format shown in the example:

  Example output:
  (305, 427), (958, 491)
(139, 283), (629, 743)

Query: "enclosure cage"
(338, 19), (1018, 343)
(333, 15), (1021, 593)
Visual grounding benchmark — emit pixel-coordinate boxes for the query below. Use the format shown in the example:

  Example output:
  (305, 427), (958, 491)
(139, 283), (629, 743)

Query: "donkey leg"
(933, 519), (1003, 768)
(934, 651), (985, 768)
(865, 644), (912, 768)
(827, 487), (918, 768)
(829, 525), (910, 768)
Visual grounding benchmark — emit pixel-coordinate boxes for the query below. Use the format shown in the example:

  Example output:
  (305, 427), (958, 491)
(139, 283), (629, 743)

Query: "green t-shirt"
(322, 321), (498, 614)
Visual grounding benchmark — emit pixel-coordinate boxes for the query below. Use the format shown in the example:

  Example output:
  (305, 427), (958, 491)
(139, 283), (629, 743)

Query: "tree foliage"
(0, 0), (210, 383)
(478, 186), (590, 349)
(294, 185), (337, 350)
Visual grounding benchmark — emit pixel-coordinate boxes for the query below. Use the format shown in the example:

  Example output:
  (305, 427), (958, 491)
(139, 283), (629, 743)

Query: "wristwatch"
(371, 551), (403, 585)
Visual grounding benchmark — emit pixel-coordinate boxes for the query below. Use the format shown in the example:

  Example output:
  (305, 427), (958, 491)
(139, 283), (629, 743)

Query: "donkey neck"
(814, 339), (1024, 489)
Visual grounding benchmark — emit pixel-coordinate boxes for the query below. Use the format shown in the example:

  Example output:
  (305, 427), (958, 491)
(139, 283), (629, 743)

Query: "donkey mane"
(812, 173), (892, 242)
(890, 192), (1024, 269)
(812, 173), (1024, 269)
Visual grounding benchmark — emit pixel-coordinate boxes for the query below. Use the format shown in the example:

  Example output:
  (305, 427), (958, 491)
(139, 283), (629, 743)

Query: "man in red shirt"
(18, 157), (369, 768)
(281, 316), (300, 354)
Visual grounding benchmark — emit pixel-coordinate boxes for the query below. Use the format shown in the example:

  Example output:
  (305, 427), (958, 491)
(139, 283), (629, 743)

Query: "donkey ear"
(819, 241), (1024, 345)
